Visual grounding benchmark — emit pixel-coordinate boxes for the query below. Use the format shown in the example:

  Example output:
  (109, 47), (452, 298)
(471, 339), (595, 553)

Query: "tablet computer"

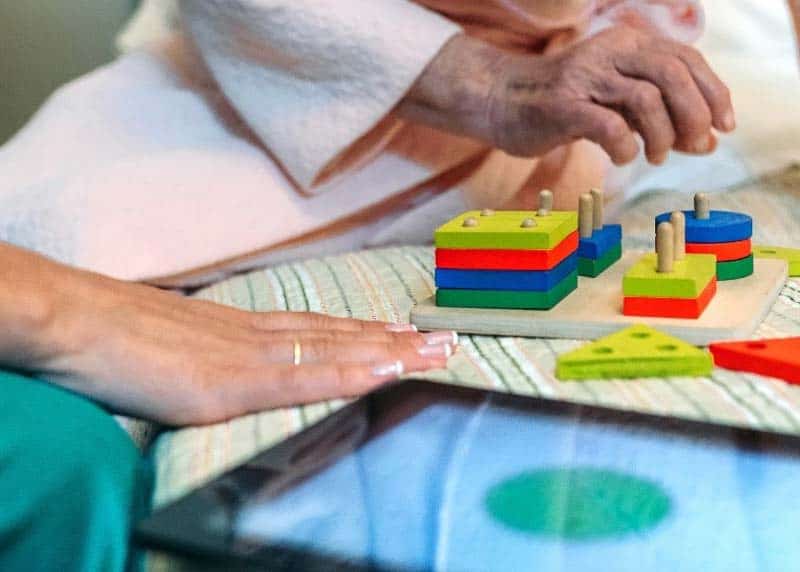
(136, 380), (800, 571)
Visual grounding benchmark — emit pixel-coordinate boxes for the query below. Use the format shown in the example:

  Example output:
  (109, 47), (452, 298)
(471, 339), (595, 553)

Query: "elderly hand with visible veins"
(399, 25), (735, 167)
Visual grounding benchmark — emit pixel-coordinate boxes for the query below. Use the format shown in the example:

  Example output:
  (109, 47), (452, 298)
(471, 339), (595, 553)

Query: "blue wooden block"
(435, 254), (578, 291)
(577, 224), (622, 260)
(655, 210), (752, 244)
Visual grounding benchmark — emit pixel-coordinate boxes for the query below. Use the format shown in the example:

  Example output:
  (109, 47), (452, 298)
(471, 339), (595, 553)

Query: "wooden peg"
(579, 194), (594, 238)
(480, 209), (495, 217)
(590, 188), (604, 230)
(670, 211), (686, 260)
(463, 216), (479, 228)
(694, 193), (710, 220)
(656, 222), (675, 273)
(520, 217), (537, 228)
(538, 189), (554, 217)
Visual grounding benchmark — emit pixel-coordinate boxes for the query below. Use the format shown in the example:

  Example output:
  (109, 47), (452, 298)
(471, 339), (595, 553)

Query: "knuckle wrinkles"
(632, 85), (661, 111)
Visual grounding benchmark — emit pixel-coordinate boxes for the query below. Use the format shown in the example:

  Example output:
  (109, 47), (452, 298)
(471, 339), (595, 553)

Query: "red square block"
(435, 231), (578, 271)
(623, 276), (717, 319)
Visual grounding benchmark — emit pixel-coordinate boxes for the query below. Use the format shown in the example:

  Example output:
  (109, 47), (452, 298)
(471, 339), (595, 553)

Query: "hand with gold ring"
(0, 243), (458, 426)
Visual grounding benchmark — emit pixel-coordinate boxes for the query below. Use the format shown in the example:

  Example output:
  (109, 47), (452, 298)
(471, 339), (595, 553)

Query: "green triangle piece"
(556, 324), (713, 381)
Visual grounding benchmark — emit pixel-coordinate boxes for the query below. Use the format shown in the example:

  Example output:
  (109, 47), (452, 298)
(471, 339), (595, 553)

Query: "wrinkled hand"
(400, 26), (735, 166)
(0, 244), (454, 426)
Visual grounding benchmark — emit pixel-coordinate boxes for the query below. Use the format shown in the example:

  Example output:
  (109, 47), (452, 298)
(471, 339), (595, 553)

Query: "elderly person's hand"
(0, 243), (454, 426)
(399, 26), (735, 166)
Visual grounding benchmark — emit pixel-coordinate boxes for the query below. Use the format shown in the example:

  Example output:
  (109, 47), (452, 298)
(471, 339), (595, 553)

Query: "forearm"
(0, 243), (68, 369)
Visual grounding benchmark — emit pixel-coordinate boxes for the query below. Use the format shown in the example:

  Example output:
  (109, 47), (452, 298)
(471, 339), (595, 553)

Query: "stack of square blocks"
(434, 210), (579, 309)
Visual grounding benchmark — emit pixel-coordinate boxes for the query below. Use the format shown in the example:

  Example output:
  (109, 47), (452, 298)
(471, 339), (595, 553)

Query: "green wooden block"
(623, 253), (716, 299)
(753, 245), (800, 276)
(436, 271), (577, 310)
(716, 255), (754, 281)
(578, 244), (622, 278)
(434, 210), (578, 250)
(556, 324), (714, 380)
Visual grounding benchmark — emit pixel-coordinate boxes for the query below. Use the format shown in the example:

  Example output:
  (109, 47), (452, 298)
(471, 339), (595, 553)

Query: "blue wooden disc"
(655, 210), (752, 244)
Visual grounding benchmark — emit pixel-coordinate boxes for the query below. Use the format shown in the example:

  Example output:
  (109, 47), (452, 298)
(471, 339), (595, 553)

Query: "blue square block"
(577, 225), (622, 260)
(435, 254), (578, 291)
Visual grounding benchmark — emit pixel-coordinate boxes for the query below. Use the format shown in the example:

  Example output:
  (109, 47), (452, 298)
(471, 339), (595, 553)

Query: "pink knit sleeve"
(592, 0), (704, 43)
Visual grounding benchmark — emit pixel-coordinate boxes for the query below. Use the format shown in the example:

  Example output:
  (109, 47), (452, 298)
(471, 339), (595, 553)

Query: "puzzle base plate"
(411, 252), (788, 346)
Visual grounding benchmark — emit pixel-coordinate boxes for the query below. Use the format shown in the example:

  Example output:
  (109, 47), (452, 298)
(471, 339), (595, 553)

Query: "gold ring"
(293, 340), (302, 366)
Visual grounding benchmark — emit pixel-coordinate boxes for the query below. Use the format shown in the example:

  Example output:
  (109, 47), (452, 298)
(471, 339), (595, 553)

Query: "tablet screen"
(138, 381), (800, 571)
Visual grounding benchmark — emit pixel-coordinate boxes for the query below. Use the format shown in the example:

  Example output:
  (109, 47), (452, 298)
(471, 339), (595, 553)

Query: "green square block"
(436, 271), (578, 310)
(578, 244), (622, 278)
(623, 253), (716, 299)
(434, 210), (578, 250)
(556, 324), (714, 380)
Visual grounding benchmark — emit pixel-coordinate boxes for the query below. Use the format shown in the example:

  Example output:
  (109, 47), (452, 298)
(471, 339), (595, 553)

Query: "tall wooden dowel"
(538, 189), (554, 217)
(670, 211), (686, 261)
(694, 192), (710, 220)
(579, 193), (594, 238)
(590, 188), (604, 230)
(657, 222), (675, 273)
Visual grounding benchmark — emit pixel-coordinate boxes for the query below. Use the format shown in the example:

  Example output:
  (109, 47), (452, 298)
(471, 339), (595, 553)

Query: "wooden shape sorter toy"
(413, 252), (786, 345)
(623, 213), (717, 319)
(576, 188), (622, 277)
(414, 191), (788, 345)
(657, 193), (754, 282)
(709, 338), (800, 384)
(433, 191), (580, 311)
(556, 325), (714, 380)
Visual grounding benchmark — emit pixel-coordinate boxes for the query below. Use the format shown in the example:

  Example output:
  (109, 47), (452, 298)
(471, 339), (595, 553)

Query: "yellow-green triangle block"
(753, 245), (800, 276)
(555, 325), (713, 380)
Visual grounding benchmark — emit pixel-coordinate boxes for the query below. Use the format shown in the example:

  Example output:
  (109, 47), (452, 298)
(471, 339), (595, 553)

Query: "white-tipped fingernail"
(418, 343), (453, 358)
(386, 323), (418, 333)
(372, 361), (404, 377)
(423, 331), (459, 346)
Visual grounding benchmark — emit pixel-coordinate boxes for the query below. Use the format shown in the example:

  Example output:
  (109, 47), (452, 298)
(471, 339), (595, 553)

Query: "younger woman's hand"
(0, 244), (455, 426)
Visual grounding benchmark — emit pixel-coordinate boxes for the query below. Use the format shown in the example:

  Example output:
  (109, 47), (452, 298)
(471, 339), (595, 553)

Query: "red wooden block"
(435, 232), (579, 271)
(623, 276), (717, 319)
(710, 337), (800, 384)
(686, 238), (751, 262)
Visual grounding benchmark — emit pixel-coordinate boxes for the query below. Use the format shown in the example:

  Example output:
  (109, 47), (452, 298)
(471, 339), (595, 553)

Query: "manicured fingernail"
(372, 361), (404, 377)
(424, 331), (459, 346)
(418, 343), (453, 358)
(722, 110), (736, 131)
(386, 323), (418, 333)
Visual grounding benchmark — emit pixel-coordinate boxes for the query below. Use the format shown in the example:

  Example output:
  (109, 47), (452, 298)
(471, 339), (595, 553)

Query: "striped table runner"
(147, 165), (800, 572)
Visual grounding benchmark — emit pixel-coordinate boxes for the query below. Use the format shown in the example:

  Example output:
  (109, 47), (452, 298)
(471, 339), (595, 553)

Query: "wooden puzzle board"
(411, 252), (788, 346)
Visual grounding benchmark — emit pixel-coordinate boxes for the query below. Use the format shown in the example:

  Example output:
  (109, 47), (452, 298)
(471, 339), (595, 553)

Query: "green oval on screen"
(485, 467), (671, 540)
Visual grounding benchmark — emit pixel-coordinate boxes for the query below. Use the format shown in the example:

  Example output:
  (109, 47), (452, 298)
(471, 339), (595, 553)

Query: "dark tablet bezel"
(135, 379), (800, 571)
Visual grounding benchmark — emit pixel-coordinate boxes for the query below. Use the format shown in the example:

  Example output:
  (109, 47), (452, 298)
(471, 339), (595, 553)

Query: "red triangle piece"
(709, 338), (800, 384)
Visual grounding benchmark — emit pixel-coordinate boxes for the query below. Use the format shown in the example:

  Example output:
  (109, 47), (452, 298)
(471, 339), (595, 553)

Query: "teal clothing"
(0, 370), (153, 572)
